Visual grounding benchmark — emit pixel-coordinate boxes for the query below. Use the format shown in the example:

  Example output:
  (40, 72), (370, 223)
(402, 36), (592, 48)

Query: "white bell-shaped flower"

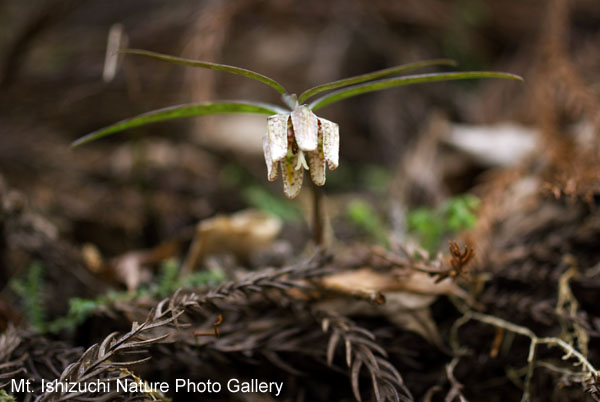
(262, 105), (339, 198)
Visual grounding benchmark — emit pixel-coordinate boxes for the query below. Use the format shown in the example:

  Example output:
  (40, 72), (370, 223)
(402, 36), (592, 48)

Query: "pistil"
(295, 149), (309, 170)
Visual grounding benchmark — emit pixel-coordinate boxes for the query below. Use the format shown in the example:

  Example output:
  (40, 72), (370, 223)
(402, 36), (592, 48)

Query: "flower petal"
(308, 150), (326, 186)
(319, 117), (339, 170)
(262, 134), (279, 181)
(281, 152), (304, 199)
(291, 105), (318, 152)
(308, 130), (326, 186)
(267, 114), (289, 162)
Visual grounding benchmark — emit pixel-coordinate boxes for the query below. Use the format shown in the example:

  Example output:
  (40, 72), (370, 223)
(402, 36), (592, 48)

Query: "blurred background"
(1, 0), (600, 307)
(0, 0), (542, 252)
(2, 0), (600, 400)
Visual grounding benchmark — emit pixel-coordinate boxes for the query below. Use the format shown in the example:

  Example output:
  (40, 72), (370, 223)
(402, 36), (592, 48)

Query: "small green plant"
(0, 389), (16, 402)
(155, 258), (226, 296)
(72, 49), (520, 245)
(445, 193), (480, 231)
(408, 194), (480, 252)
(44, 261), (226, 334)
(156, 258), (180, 297)
(46, 296), (106, 333)
(183, 267), (227, 288)
(10, 262), (46, 332)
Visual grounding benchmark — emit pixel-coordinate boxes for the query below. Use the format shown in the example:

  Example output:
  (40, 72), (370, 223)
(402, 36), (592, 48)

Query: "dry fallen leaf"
(85, 241), (179, 291)
(182, 209), (282, 273)
(316, 268), (468, 345)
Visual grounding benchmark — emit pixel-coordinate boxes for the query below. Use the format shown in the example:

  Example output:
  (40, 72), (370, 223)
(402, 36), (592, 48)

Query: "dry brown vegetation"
(2, 0), (600, 401)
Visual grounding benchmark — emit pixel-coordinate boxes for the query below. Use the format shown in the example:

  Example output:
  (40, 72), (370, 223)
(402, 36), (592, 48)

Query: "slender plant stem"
(311, 181), (325, 247)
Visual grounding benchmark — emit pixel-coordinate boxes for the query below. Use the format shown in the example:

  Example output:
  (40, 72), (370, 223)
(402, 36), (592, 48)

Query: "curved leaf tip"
(298, 58), (458, 103)
(71, 101), (285, 148)
(310, 71), (523, 111)
(121, 48), (288, 95)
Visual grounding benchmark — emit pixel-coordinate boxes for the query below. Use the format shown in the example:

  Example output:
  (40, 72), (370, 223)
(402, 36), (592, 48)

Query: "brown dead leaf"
(112, 252), (153, 293)
(182, 209), (282, 273)
(319, 268), (468, 298)
(316, 268), (468, 345)
(90, 241), (180, 291)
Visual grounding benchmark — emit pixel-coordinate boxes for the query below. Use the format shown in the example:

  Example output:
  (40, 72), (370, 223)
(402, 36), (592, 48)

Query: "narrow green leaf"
(123, 49), (288, 95)
(298, 59), (457, 103)
(309, 71), (523, 111)
(72, 101), (285, 147)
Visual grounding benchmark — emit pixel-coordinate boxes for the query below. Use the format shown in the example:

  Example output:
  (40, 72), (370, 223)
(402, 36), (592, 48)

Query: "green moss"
(0, 389), (16, 402)
(45, 260), (226, 334)
(10, 262), (46, 332)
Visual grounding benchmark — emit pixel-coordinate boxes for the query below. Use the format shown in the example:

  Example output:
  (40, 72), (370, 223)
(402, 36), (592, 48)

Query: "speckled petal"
(291, 105), (318, 152)
(308, 136), (326, 186)
(319, 117), (339, 170)
(267, 114), (289, 162)
(262, 134), (279, 181)
(281, 153), (304, 199)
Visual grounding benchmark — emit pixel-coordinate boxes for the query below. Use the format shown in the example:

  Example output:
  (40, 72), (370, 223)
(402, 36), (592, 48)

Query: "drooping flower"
(263, 105), (339, 198)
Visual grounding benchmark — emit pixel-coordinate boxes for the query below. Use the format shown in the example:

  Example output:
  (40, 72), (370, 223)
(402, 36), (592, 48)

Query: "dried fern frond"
(1, 327), (84, 398)
(38, 307), (181, 401)
(320, 312), (413, 402)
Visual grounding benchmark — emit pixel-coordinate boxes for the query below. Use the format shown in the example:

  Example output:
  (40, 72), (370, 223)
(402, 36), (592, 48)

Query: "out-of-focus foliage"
(408, 194), (479, 252)
(325, 164), (391, 194)
(0, 389), (16, 402)
(13, 260), (226, 334)
(221, 164), (302, 222)
(10, 262), (45, 332)
(346, 200), (389, 246)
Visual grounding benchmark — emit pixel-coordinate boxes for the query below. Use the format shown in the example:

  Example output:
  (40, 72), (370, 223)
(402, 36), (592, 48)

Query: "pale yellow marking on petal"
(281, 152), (303, 199)
(308, 150), (326, 186)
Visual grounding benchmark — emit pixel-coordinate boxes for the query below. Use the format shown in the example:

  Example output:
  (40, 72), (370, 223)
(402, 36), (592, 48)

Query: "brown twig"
(311, 180), (325, 248)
